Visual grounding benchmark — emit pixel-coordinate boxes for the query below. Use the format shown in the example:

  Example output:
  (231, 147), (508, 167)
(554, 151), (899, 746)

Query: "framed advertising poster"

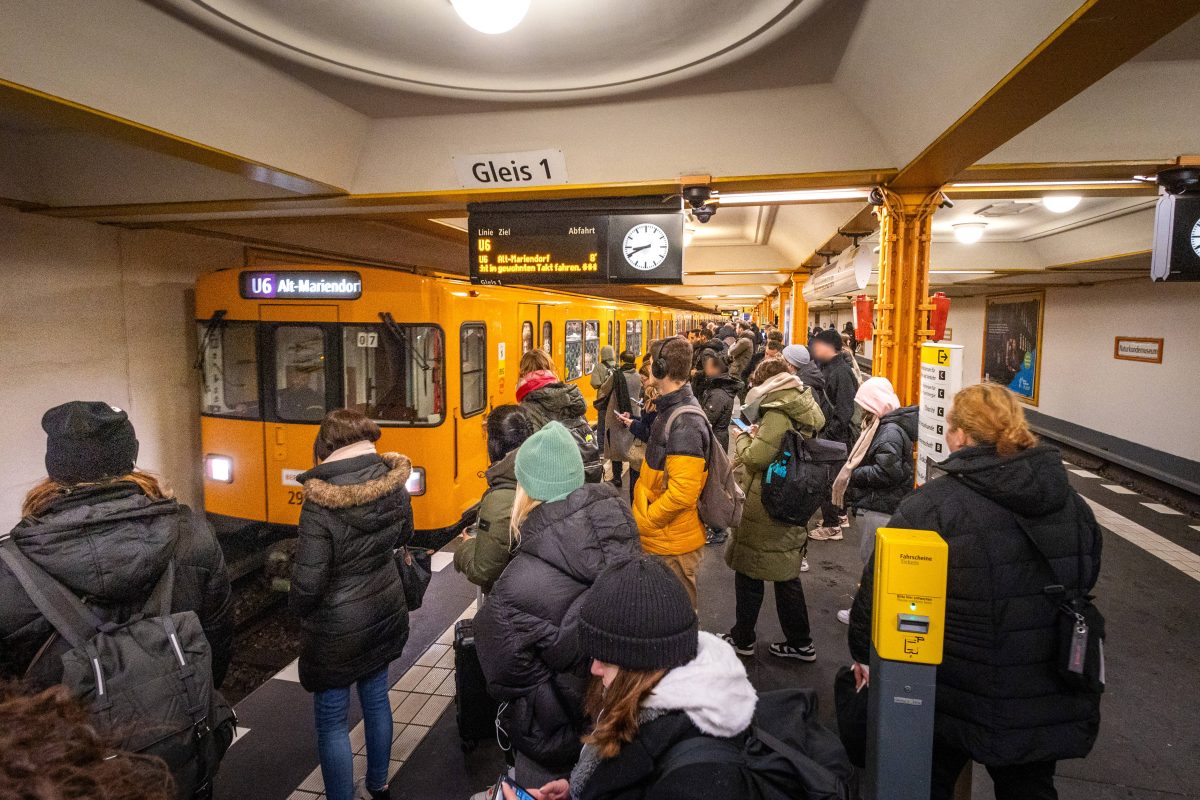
(982, 291), (1044, 405)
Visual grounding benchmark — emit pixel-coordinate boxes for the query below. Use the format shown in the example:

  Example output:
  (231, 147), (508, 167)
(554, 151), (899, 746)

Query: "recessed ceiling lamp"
(451, 0), (530, 34)
(1042, 194), (1082, 213)
(952, 223), (987, 244)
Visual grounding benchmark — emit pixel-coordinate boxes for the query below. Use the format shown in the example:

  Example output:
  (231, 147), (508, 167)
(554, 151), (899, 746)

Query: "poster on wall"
(982, 292), (1044, 405)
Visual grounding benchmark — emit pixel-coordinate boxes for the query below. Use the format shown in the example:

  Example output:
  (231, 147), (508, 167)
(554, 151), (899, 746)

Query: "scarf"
(321, 439), (377, 464)
(740, 371), (804, 424)
(516, 369), (559, 402)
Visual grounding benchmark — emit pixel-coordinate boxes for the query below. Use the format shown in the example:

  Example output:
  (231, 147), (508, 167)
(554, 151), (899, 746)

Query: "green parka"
(725, 383), (825, 581)
(453, 449), (518, 592)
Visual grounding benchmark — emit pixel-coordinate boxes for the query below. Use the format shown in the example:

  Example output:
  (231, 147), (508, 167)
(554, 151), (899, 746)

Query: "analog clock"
(1192, 217), (1200, 258)
(622, 223), (670, 271)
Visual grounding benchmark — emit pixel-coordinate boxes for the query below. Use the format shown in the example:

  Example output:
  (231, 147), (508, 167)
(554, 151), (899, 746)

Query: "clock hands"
(625, 243), (652, 255)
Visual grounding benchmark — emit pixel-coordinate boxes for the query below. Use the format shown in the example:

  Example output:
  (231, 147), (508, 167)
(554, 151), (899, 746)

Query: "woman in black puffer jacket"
(848, 384), (1102, 800)
(290, 410), (413, 800)
(476, 421), (640, 787)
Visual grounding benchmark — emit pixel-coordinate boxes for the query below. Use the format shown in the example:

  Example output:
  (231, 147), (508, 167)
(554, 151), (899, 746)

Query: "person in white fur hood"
(502, 555), (760, 800)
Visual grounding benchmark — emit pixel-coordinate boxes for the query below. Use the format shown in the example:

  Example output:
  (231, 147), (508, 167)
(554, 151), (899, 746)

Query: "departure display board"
(240, 270), (363, 300)
(468, 208), (683, 286)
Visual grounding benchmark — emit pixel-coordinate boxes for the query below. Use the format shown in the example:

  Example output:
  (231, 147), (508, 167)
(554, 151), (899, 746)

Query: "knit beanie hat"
(515, 420), (585, 502)
(600, 345), (616, 363)
(781, 344), (811, 368)
(814, 328), (844, 351)
(579, 556), (699, 671)
(516, 369), (559, 403)
(42, 401), (139, 484)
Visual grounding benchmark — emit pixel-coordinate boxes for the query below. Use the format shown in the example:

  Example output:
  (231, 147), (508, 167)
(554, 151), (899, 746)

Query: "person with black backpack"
(0, 401), (234, 799)
(848, 384), (1103, 800)
(517, 349), (603, 482)
(722, 359), (825, 662)
(499, 556), (852, 800)
(291, 409), (415, 800)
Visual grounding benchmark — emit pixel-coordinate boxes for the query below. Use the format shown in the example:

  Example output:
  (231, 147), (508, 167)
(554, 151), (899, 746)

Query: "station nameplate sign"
(452, 149), (568, 189)
(1114, 337), (1164, 363)
(240, 271), (363, 300)
(468, 210), (684, 286)
(917, 342), (964, 486)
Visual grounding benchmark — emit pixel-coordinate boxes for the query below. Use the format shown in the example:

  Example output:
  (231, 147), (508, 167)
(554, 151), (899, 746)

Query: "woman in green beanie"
(475, 421), (641, 788)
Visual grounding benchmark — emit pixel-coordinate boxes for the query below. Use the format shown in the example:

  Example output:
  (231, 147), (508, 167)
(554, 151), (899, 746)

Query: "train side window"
(607, 320), (613, 348)
(521, 321), (534, 354)
(564, 320), (583, 381)
(584, 320), (599, 376)
(625, 320), (642, 357)
(342, 324), (445, 425)
(198, 320), (260, 419)
(274, 326), (327, 422)
(542, 321), (553, 358)
(461, 323), (487, 417)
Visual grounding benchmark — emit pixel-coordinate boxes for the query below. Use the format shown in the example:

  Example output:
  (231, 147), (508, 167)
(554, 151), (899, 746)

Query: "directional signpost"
(916, 342), (963, 485)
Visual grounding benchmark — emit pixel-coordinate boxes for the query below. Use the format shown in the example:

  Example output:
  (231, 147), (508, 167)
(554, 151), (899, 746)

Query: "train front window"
(197, 320), (259, 418)
(564, 320), (583, 381)
(460, 323), (487, 417)
(274, 326), (327, 422)
(342, 324), (445, 425)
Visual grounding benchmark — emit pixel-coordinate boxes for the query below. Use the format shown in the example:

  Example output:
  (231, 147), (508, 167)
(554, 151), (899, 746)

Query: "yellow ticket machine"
(867, 528), (949, 800)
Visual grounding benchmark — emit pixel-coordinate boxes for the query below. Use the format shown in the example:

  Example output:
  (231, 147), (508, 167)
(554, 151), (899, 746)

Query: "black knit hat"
(578, 556), (698, 671)
(42, 401), (139, 484)
(814, 328), (844, 351)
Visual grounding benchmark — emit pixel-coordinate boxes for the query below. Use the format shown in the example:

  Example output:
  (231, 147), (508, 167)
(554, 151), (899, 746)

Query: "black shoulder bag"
(1013, 514), (1106, 694)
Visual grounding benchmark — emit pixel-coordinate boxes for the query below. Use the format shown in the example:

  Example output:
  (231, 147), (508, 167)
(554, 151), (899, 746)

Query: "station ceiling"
(1, 0), (1199, 312)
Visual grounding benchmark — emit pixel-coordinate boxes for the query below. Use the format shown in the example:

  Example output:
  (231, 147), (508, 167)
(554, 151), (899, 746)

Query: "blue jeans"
(313, 667), (393, 800)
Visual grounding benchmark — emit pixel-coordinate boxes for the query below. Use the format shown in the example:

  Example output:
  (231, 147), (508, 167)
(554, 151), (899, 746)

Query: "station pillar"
(778, 282), (792, 343)
(790, 272), (808, 346)
(873, 189), (941, 405)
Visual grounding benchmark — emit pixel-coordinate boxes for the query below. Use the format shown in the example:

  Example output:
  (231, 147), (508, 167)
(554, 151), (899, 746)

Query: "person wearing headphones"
(631, 337), (712, 609)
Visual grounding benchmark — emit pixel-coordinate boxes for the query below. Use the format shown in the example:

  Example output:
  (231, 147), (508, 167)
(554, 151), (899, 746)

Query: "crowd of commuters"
(0, 318), (1103, 800)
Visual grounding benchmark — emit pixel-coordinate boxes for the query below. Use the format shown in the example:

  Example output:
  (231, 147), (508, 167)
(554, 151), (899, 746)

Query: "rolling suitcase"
(454, 616), (498, 751)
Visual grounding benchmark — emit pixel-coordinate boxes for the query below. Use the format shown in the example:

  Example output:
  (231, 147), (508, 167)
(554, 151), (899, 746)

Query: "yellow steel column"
(873, 188), (941, 405)
(790, 272), (808, 345)
(778, 282), (792, 342)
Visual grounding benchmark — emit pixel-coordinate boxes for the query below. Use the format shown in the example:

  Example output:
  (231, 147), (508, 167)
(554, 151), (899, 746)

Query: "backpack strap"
(657, 734), (744, 782)
(0, 537), (102, 650)
(662, 404), (712, 456)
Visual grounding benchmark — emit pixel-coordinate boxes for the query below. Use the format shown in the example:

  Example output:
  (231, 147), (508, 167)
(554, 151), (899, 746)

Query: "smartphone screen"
(732, 418), (752, 432)
(503, 778), (538, 800)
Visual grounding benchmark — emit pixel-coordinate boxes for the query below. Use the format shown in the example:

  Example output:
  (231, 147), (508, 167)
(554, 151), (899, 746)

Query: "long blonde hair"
(948, 383), (1038, 457)
(21, 472), (172, 519)
(583, 668), (668, 759)
(508, 484), (542, 547)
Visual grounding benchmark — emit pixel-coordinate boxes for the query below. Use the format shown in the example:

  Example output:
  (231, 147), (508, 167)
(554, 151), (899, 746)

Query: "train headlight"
(205, 455), (234, 483)
(405, 467), (426, 496)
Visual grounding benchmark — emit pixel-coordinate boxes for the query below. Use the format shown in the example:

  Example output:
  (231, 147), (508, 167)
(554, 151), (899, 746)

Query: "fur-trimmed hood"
(299, 451), (412, 511)
(642, 631), (757, 737)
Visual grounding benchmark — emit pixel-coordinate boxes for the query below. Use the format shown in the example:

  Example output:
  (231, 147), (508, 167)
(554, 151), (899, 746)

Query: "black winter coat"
(0, 483), (233, 687)
(849, 444), (1103, 766)
(701, 374), (743, 451)
(846, 406), (918, 514)
(291, 452), (413, 692)
(818, 352), (859, 447)
(578, 712), (759, 800)
(475, 483), (640, 770)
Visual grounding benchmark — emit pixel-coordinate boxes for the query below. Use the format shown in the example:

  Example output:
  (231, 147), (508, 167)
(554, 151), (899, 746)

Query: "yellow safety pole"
(873, 188), (941, 406)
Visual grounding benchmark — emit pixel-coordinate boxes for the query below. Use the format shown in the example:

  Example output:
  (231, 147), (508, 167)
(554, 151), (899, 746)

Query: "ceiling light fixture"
(451, 0), (530, 34)
(950, 179), (1140, 188)
(952, 223), (987, 244)
(713, 188), (871, 206)
(1041, 194), (1082, 213)
(703, 270), (785, 275)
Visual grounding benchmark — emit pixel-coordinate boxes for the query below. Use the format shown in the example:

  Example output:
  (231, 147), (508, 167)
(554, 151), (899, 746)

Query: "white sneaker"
(837, 609), (851, 625)
(839, 515), (851, 528)
(808, 526), (844, 541)
(800, 558), (810, 573)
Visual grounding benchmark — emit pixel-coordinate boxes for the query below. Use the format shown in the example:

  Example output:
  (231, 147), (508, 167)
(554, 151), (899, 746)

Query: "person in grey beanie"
(503, 556), (759, 800)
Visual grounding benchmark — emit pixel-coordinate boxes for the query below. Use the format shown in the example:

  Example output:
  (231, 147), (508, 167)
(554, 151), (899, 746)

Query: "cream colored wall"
(0, 208), (242, 531)
(945, 280), (1200, 461)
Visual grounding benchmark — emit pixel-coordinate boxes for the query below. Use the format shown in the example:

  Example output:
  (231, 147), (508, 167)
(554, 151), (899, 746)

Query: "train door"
(260, 304), (339, 526)
(518, 303), (539, 357)
(456, 321), (490, 492)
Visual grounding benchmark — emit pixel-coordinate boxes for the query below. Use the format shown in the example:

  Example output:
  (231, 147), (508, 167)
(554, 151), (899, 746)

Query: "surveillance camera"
(867, 187), (885, 207)
(1156, 167), (1200, 197)
(939, 196), (955, 209)
(692, 205), (715, 223)
(682, 185), (714, 210)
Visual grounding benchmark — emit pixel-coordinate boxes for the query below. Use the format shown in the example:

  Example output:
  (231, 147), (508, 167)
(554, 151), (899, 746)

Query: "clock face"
(1192, 217), (1200, 258)
(622, 223), (670, 271)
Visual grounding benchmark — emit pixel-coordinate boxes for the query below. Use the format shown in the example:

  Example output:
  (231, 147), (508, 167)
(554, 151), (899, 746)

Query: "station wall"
(0, 208), (241, 531)
(946, 280), (1200, 462)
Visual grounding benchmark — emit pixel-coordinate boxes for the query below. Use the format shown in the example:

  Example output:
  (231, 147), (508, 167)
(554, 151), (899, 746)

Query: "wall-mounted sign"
(467, 203), (684, 286)
(982, 291), (1044, 405)
(240, 270), (362, 300)
(452, 148), (568, 189)
(917, 342), (963, 486)
(1151, 194), (1200, 282)
(1114, 336), (1164, 363)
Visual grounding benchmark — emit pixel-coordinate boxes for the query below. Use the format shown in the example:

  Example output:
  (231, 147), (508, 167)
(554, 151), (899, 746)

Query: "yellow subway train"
(195, 264), (717, 540)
